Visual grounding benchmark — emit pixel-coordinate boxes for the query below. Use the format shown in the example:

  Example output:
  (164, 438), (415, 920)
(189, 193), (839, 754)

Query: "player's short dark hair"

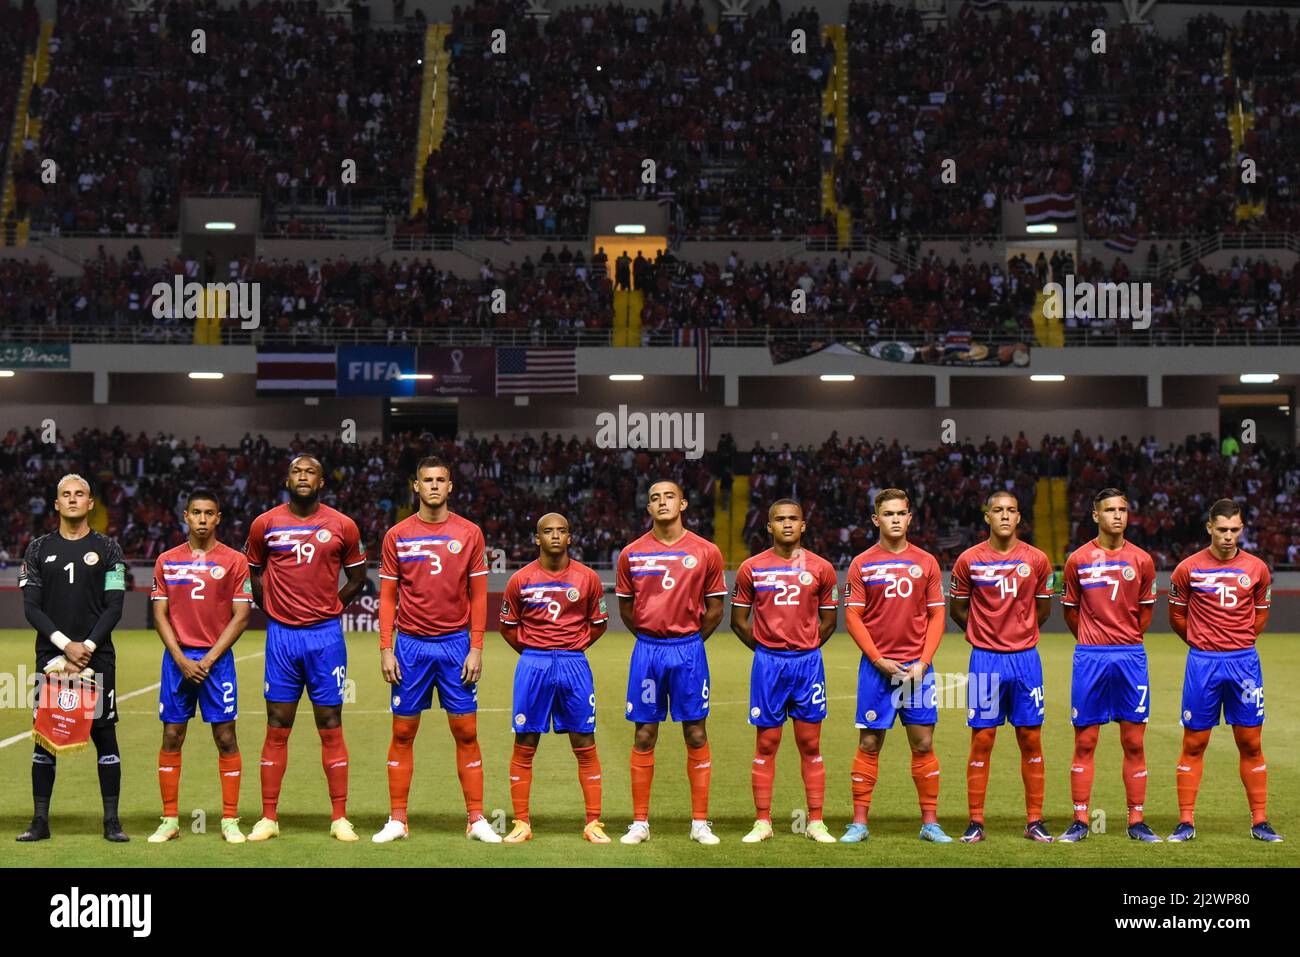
(985, 490), (1018, 508)
(288, 453), (323, 475)
(1093, 487), (1126, 507)
(875, 488), (909, 512)
(414, 456), (451, 478)
(1208, 499), (1243, 522)
(186, 489), (221, 511)
(647, 479), (684, 498)
(768, 498), (802, 516)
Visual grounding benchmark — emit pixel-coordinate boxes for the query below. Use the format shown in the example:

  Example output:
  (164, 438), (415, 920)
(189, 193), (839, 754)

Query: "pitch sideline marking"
(0, 652), (265, 750)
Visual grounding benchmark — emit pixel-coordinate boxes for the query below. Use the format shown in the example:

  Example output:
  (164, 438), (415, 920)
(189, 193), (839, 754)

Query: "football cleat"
(1167, 822), (1196, 843)
(247, 817), (279, 842)
(805, 820), (836, 844)
(466, 815), (502, 843)
(958, 821), (985, 844)
(15, 817), (50, 842)
(371, 818), (409, 844)
(620, 821), (651, 844)
(220, 818), (246, 844)
(147, 817), (180, 844)
(582, 820), (611, 844)
(330, 817), (360, 842)
(1057, 821), (1089, 843)
(840, 822), (870, 843)
(1251, 821), (1284, 843)
(1024, 820), (1055, 843)
(918, 822), (954, 843)
(503, 819), (533, 844)
(741, 819), (774, 843)
(103, 817), (130, 843)
(689, 820), (720, 845)
(1127, 822), (1161, 842)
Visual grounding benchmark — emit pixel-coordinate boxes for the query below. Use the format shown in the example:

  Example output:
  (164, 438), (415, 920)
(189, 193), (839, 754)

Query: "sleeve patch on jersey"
(500, 600), (510, 617)
(104, 564), (126, 591)
(599, 597), (608, 616)
(242, 579), (253, 595)
(831, 585), (840, 602)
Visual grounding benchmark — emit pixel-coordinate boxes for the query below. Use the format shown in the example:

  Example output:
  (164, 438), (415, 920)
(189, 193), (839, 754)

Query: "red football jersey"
(1169, 547), (1271, 652)
(950, 539), (1053, 652)
(500, 558), (608, 650)
(846, 542), (945, 660)
(615, 529), (726, 639)
(1062, 539), (1157, 645)
(150, 542), (253, 648)
(379, 511), (488, 637)
(244, 503), (366, 626)
(732, 547), (838, 651)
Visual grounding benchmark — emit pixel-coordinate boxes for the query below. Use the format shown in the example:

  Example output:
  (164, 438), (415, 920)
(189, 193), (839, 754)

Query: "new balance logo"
(259, 760), (273, 767)
(386, 760), (399, 768)
(1074, 803), (1088, 812)
(509, 775), (520, 782)
(925, 770), (940, 779)
(221, 771), (240, 777)
(328, 760), (348, 769)
(691, 761), (711, 770)
(1133, 770), (1148, 778)
(809, 755), (824, 764)
(851, 776), (863, 783)
(1252, 764), (1267, 772)
(1027, 756), (1042, 764)
(466, 760), (482, 769)
(1176, 764), (1192, 772)
(587, 774), (602, 781)
(753, 758), (767, 765)
(969, 761), (985, 768)
(1070, 766), (1085, 773)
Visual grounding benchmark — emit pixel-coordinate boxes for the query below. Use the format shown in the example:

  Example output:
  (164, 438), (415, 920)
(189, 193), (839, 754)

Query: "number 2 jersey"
(1061, 539), (1157, 645)
(1169, 547), (1271, 652)
(244, 502), (366, 627)
(379, 510), (488, 637)
(150, 541), (253, 648)
(732, 547), (839, 651)
(616, 528), (726, 638)
(845, 542), (945, 661)
(950, 539), (1053, 652)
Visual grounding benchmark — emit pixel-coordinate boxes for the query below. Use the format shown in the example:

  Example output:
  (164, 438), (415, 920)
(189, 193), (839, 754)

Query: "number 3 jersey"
(245, 502), (366, 627)
(150, 541), (253, 648)
(616, 529), (726, 639)
(732, 547), (839, 651)
(1061, 539), (1157, 645)
(845, 542), (945, 660)
(500, 558), (608, 650)
(1169, 547), (1271, 652)
(380, 511), (488, 637)
(950, 540), (1054, 652)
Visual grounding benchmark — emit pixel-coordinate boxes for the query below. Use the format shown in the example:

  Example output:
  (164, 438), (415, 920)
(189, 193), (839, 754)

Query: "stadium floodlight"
(187, 372), (223, 379)
(609, 374), (644, 381)
(203, 222), (237, 231)
(613, 225), (646, 234)
(1030, 374), (1065, 382)
(0, 370), (14, 377)
(819, 374), (855, 382)
(1025, 224), (1058, 234)
(1240, 373), (1279, 384)
(399, 373), (433, 380)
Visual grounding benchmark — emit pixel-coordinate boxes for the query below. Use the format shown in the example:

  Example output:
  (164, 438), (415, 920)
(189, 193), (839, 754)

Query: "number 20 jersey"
(845, 542), (945, 661)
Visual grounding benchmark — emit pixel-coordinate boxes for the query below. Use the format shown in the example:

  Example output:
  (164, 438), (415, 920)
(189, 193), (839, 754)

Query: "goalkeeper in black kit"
(16, 474), (130, 842)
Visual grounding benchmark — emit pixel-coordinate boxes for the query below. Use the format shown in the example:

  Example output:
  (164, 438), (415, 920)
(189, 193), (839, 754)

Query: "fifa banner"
(337, 346), (419, 396)
(769, 339), (1030, 367)
(32, 671), (100, 755)
(413, 346), (497, 397)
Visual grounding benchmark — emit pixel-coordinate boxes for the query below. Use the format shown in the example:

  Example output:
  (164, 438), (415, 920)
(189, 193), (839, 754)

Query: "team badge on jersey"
(682, 555), (698, 569)
(212, 566), (226, 580)
(1238, 575), (1251, 588)
(316, 529), (332, 543)
(83, 552), (99, 566)
(566, 587), (580, 601)
(908, 564), (923, 578)
(500, 599), (510, 617)
(1015, 562), (1030, 578)
(798, 571), (814, 585)
(448, 540), (463, 554)
(1122, 566), (1136, 580)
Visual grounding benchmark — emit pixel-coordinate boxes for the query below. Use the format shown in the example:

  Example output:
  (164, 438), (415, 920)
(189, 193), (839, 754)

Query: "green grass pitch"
(0, 629), (1295, 868)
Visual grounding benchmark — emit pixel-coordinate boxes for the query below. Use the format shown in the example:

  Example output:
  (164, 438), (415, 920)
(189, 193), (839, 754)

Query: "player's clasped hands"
(65, 641), (93, 670)
(176, 655), (209, 684)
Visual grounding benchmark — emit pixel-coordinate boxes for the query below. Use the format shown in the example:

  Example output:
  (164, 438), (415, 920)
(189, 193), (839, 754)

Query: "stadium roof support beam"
(1147, 374), (1162, 408)
(1121, 0), (1159, 25)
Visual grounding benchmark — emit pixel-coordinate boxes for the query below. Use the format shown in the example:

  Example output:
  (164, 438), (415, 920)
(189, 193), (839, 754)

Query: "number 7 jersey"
(1061, 539), (1156, 645)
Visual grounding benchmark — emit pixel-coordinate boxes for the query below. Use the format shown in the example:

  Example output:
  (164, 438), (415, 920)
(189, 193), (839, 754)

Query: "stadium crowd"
(3, 426), (1296, 574)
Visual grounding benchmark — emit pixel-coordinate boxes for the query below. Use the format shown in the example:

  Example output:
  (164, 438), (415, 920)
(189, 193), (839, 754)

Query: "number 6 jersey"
(616, 529), (726, 639)
(950, 540), (1053, 652)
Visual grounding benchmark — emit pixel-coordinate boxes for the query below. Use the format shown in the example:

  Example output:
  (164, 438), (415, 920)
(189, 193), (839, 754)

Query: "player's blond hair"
(56, 473), (91, 495)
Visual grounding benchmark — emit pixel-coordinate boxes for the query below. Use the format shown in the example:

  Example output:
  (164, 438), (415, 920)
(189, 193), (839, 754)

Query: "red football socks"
(572, 744), (603, 823)
(1070, 725), (1099, 824)
(966, 727), (997, 824)
(910, 748), (941, 825)
(629, 747), (655, 821)
(386, 715), (420, 824)
(447, 713), (484, 821)
(751, 726), (782, 822)
(259, 725), (291, 821)
(1176, 728), (1212, 825)
(509, 742), (536, 823)
(317, 726), (349, 821)
(793, 721), (824, 822)
(1118, 721), (1148, 824)
(686, 743), (712, 821)
(1233, 724), (1268, 825)
(158, 749), (182, 818)
(1016, 725), (1046, 823)
(218, 751), (242, 819)
(850, 748), (879, 825)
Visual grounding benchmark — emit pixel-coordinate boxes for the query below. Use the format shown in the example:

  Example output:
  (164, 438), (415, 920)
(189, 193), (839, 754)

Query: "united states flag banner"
(495, 348), (578, 395)
(256, 348), (337, 396)
(1023, 193), (1078, 224)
